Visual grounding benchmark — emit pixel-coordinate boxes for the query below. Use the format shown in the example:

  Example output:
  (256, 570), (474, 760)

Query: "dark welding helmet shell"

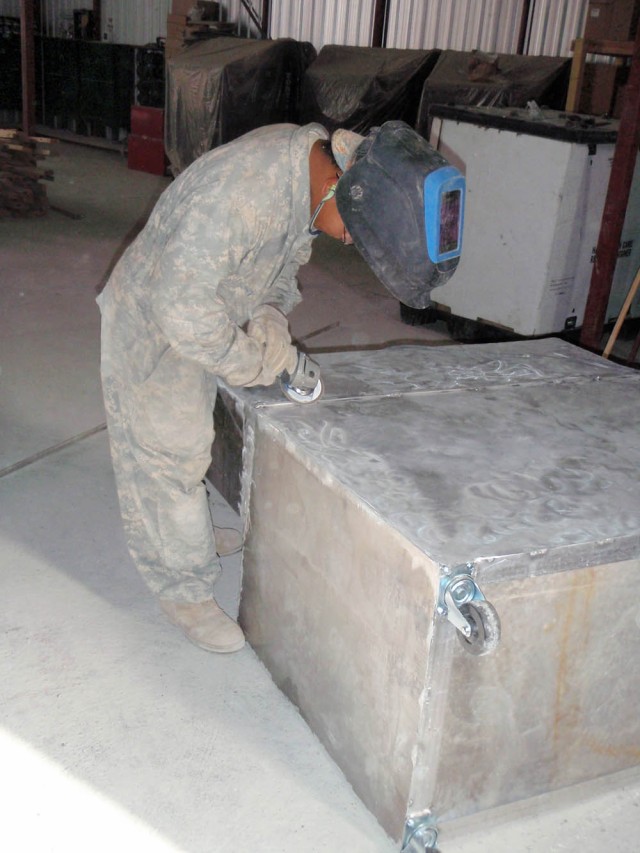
(335, 121), (459, 309)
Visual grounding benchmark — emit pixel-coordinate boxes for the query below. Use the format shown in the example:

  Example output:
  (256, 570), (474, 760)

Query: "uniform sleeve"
(265, 241), (309, 314)
(148, 193), (264, 387)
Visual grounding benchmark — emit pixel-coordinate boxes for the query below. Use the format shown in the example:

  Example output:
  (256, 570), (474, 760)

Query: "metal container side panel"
(413, 558), (640, 822)
(569, 144), (615, 325)
(239, 420), (440, 842)
(539, 142), (611, 333)
(430, 120), (575, 336)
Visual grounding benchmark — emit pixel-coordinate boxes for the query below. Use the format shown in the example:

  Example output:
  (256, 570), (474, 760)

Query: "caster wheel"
(457, 600), (501, 656)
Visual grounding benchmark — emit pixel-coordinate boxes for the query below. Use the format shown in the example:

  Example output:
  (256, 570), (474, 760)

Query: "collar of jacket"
(289, 122), (330, 236)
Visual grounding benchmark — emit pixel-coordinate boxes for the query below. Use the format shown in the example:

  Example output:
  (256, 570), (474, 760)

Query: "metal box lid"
(231, 339), (640, 579)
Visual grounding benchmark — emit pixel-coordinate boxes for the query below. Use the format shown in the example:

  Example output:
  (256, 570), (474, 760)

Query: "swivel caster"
(438, 567), (501, 655)
(402, 814), (439, 852)
(457, 599), (501, 656)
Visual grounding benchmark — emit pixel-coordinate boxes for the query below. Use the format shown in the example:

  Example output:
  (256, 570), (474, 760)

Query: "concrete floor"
(1, 141), (639, 852)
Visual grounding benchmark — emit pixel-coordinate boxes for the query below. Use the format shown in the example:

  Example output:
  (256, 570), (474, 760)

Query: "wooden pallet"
(0, 129), (56, 219)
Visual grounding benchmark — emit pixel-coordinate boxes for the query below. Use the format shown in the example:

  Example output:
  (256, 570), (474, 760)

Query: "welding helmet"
(334, 121), (465, 309)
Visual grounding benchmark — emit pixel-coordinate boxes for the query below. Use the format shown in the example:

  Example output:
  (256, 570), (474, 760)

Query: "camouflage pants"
(100, 297), (221, 603)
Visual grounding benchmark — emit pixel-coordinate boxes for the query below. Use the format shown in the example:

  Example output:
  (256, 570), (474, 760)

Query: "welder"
(98, 120), (464, 654)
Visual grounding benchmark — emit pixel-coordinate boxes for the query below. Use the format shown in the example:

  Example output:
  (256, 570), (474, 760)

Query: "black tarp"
(415, 50), (571, 137)
(165, 37), (316, 174)
(299, 44), (440, 133)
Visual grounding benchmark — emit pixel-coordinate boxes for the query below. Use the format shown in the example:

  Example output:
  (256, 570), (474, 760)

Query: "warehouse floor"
(1, 140), (639, 853)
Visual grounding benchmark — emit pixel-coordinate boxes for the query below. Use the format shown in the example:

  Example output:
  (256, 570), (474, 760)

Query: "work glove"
(248, 305), (290, 358)
(246, 305), (296, 385)
(244, 341), (298, 387)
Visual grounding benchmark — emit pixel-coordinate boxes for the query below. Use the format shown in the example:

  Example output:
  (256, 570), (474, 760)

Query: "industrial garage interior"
(2, 2), (640, 852)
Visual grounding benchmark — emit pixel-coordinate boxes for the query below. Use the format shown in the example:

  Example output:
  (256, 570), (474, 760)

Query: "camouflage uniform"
(98, 123), (328, 602)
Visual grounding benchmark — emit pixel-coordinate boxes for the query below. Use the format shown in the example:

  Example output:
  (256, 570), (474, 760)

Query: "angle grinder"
(280, 350), (323, 403)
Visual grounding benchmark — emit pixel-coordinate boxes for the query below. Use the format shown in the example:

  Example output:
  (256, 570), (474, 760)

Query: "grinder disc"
(281, 378), (324, 403)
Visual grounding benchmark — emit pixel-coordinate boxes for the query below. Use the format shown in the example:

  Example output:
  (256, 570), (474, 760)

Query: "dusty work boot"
(213, 526), (243, 557)
(159, 599), (245, 653)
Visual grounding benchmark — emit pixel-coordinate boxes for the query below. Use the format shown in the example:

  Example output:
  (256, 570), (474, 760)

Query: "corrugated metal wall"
(34, 0), (173, 44)
(270, 0), (588, 55)
(100, 0), (173, 45)
(1, 0), (20, 17)
(384, 0), (525, 53)
(269, 0), (376, 49)
(0, 0), (269, 43)
(526, 0), (588, 56)
(222, 0), (272, 38)
(0, 0), (590, 54)
(38, 0), (88, 38)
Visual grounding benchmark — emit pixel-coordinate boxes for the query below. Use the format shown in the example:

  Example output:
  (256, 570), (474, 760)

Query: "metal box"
(214, 339), (640, 847)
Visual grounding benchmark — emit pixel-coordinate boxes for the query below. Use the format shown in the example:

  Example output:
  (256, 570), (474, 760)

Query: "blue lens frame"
(424, 166), (466, 264)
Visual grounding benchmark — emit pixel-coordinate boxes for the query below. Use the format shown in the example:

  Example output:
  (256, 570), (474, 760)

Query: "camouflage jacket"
(99, 122), (328, 386)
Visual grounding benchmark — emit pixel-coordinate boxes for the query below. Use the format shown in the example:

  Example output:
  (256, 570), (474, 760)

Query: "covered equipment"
(165, 37), (316, 174)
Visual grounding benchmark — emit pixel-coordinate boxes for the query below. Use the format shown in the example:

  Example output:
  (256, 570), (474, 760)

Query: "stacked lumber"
(0, 130), (56, 219)
(165, 1), (224, 61)
(166, 0), (196, 60)
(165, 11), (189, 61)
